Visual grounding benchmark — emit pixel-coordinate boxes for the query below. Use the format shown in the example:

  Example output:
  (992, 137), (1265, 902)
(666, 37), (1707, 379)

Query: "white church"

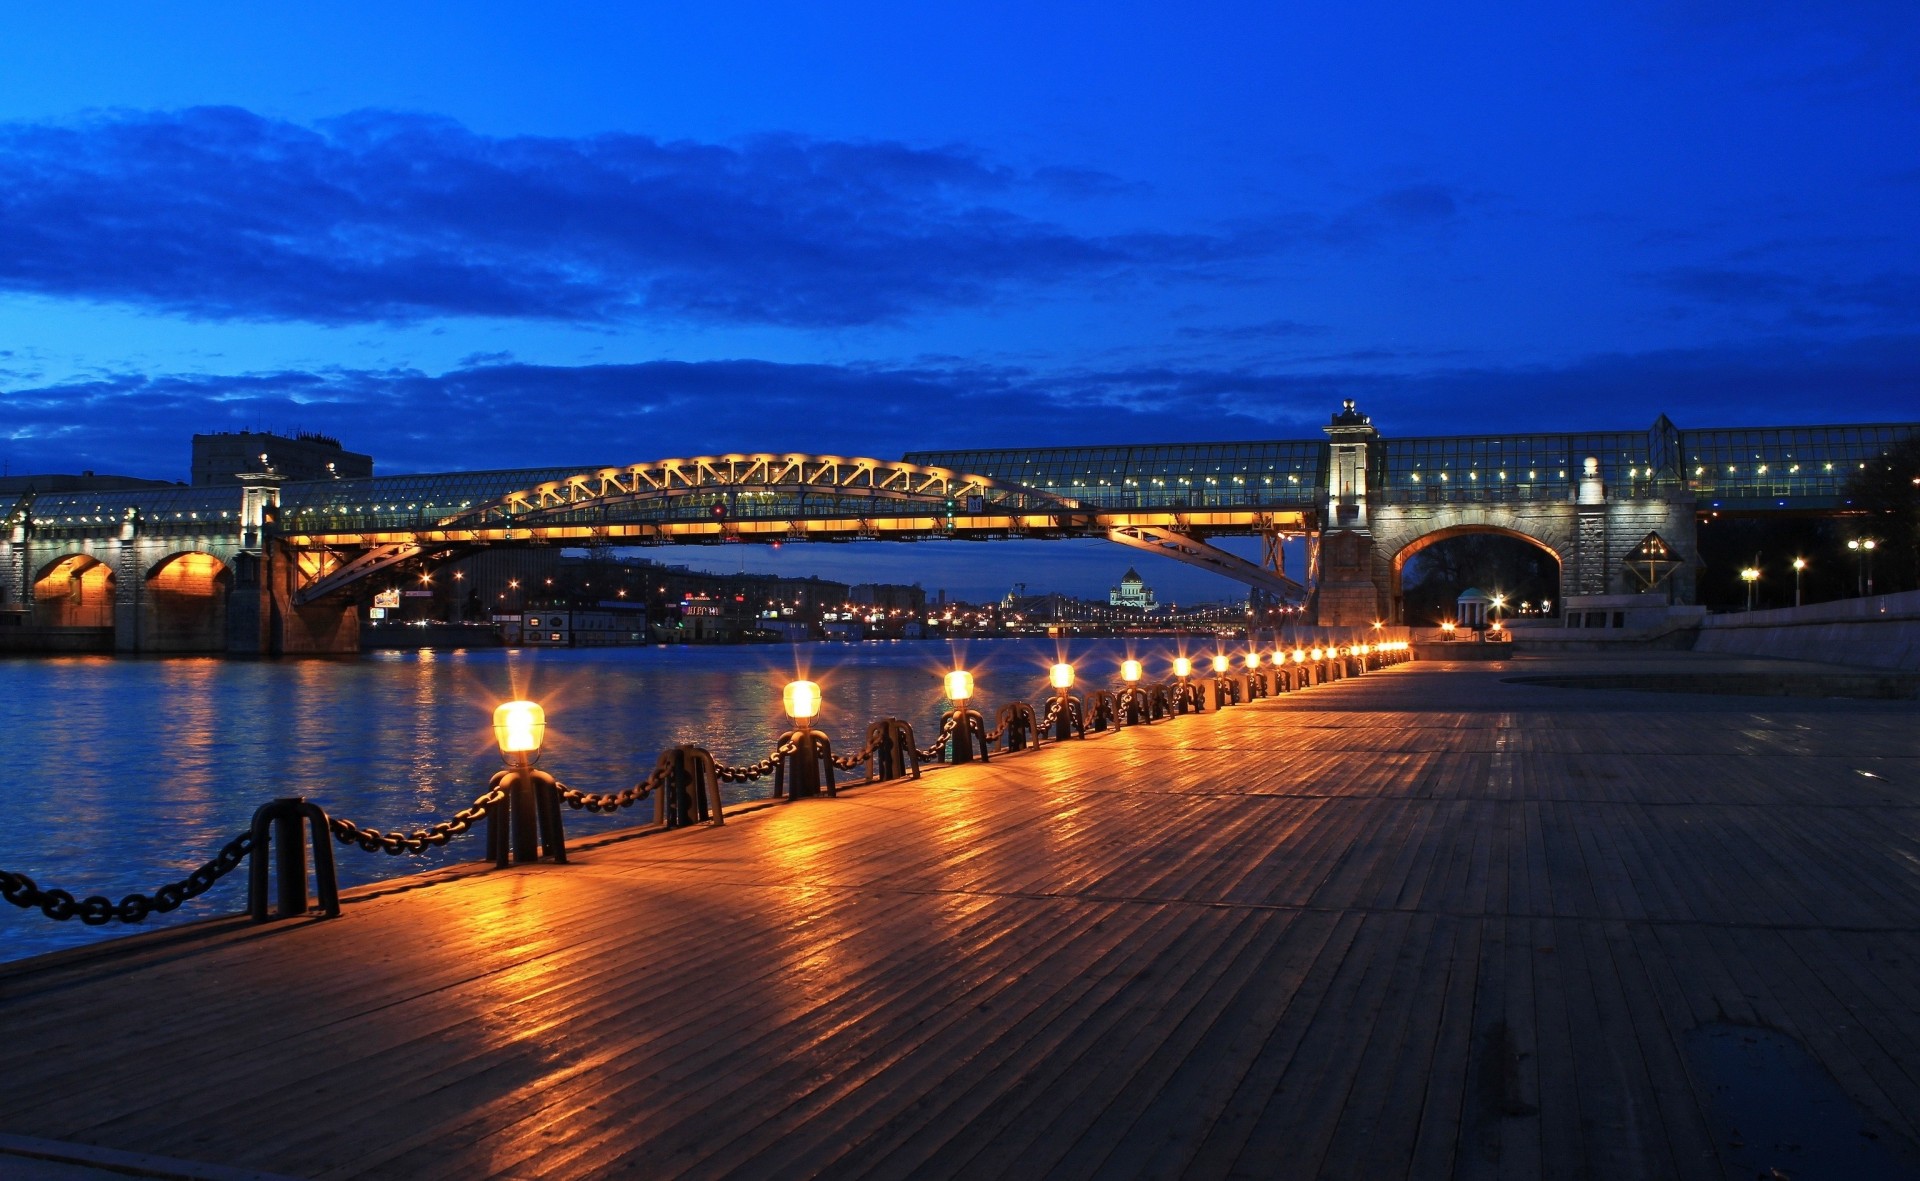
(1109, 567), (1157, 610)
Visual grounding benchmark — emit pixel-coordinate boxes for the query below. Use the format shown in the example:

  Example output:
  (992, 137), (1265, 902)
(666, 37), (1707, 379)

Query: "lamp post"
(1211, 653), (1234, 707)
(1049, 662), (1082, 740)
(490, 700), (566, 866)
(1120, 659), (1147, 724)
(778, 679), (835, 797)
(1848, 539), (1877, 597)
(1793, 557), (1806, 608)
(1740, 565), (1759, 612)
(945, 669), (985, 763)
(1172, 656), (1195, 713)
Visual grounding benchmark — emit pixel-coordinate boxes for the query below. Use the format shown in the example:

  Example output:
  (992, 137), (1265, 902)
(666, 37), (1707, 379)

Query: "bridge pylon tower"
(1316, 400), (1384, 626)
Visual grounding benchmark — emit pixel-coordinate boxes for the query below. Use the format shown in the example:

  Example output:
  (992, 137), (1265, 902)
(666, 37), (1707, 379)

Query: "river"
(1, 636), (1229, 963)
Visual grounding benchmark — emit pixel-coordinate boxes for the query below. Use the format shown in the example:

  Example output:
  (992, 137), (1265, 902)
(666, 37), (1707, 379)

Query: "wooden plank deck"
(2, 653), (1918, 1180)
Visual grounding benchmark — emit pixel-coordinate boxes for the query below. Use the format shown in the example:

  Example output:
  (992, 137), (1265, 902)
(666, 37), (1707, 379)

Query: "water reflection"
(1, 637), (1201, 962)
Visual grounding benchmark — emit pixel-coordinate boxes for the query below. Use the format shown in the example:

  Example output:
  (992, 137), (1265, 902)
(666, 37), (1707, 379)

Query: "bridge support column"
(1316, 530), (1382, 626)
(1572, 458), (1610, 596)
(0, 521), (25, 619)
(265, 538), (360, 655)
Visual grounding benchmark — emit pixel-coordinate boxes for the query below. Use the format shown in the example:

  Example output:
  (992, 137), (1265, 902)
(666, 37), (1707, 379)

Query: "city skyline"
(2, 3), (1915, 599)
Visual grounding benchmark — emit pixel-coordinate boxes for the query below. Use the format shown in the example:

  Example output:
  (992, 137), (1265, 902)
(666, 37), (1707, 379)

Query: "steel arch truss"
(443, 454), (1073, 528)
(286, 452), (1314, 604)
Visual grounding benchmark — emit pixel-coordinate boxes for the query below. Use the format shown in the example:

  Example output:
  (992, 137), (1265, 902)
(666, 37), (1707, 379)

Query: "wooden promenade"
(2, 654), (1918, 1180)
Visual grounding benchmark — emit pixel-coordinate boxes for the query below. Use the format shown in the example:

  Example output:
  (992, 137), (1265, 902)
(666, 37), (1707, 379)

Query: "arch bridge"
(2, 410), (1910, 653)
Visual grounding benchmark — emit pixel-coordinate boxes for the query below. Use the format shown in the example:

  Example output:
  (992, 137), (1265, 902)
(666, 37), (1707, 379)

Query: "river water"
(1, 636), (1228, 963)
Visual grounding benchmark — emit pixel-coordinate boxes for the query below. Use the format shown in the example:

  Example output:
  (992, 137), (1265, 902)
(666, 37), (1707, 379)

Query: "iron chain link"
(555, 768), (668, 813)
(328, 787), (505, 855)
(0, 829), (254, 926)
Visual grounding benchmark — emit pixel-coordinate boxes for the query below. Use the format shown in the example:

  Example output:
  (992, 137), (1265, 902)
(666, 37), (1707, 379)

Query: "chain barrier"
(3, 645), (1415, 926)
(916, 714), (959, 761)
(830, 732), (886, 772)
(328, 787), (506, 855)
(711, 745), (787, 782)
(555, 768), (667, 813)
(0, 830), (254, 925)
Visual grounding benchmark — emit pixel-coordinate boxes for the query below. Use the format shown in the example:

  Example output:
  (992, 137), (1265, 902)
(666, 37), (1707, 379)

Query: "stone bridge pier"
(1309, 403), (1699, 626)
(1, 498), (358, 656)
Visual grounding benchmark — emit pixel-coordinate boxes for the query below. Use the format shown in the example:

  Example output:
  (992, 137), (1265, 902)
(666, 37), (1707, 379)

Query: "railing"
(0, 639), (1414, 929)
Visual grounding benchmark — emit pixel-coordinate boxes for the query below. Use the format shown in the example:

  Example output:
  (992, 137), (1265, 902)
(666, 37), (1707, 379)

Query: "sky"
(1, 3), (1916, 600)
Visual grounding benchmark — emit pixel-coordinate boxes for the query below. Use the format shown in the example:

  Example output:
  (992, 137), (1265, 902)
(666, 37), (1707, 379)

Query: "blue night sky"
(1, 3), (1916, 599)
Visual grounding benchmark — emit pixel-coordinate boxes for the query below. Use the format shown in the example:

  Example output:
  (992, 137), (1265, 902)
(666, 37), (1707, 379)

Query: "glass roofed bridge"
(2, 407), (1912, 653)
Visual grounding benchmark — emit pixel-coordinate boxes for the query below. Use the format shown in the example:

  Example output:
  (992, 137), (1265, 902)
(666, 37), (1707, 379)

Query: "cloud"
(0, 107), (1222, 329)
(1176, 318), (1328, 342)
(1645, 265), (1920, 326)
(7, 337), (1918, 480)
(1372, 184), (1459, 224)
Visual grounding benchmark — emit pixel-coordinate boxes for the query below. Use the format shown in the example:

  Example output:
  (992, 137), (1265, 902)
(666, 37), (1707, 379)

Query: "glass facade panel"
(1378, 429), (1680, 505)
(904, 442), (1325, 509)
(1682, 423), (1915, 508)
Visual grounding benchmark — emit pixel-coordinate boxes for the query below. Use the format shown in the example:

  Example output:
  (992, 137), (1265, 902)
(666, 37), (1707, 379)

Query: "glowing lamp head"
(1121, 659), (1142, 683)
(1173, 657), (1192, 678)
(1246, 652), (1262, 668)
(1310, 647), (1323, 661)
(1371, 620), (1383, 630)
(1292, 649), (1305, 663)
(1358, 644), (1370, 656)
(783, 679), (821, 723)
(1490, 620), (1504, 632)
(493, 700), (546, 758)
(1211, 654), (1230, 674)
(1793, 557), (1806, 571)
(945, 669), (974, 703)
(1050, 662), (1074, 691)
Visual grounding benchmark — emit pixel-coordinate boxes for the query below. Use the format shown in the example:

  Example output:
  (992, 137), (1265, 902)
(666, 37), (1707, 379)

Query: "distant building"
(192, 431), (372, 486)
(1109, 567), (1157, 610)
(850, 582), (928, 611)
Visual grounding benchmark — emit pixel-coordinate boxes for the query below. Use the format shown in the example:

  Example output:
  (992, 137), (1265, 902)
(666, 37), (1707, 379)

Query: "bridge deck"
(3, 655), (1919, 1179)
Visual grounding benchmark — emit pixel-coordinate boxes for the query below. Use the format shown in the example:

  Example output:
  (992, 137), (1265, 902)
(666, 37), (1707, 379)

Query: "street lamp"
(1048, 663), (1082, 740)
(489, 700), (565, 865)
(1848, 539), (1877, 597)
(778, 680), (834, 798)
(1792, 557), (1806, 608)
(1119, 658), (1148, 725)
(945, 669), (986, 763)
(1740, 565), (1759, 612)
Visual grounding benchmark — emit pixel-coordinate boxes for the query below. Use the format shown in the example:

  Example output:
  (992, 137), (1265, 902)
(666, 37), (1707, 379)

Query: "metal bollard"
(248, 796), (340, 922)
(486, 766), (568, 866)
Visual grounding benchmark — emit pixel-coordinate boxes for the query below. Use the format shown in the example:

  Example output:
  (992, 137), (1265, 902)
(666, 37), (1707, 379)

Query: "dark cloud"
(1373, 184), (1459, 223)
(7, 338), (1918, 480)
(1176, 318), (1327, 341)
(0, 108), (1226, 328)
(1645, 265), (1920, 325)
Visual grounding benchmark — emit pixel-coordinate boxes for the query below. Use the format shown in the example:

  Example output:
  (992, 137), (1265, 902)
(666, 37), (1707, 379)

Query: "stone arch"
(33, 553), (115, 628)
(143, 551), (232, 652)
(1388, 524), (1563, 625)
